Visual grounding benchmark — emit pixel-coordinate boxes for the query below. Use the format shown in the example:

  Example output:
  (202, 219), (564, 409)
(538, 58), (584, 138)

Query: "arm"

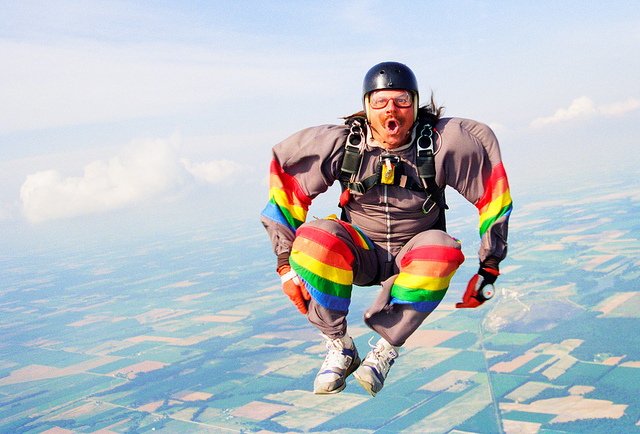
(260, 125), (348, 264)
(260, 125), (348, 314)
(434, 118), (513, 307)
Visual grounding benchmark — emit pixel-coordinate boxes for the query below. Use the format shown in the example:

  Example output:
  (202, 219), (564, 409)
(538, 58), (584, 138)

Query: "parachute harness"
(339, 117), (448, 215)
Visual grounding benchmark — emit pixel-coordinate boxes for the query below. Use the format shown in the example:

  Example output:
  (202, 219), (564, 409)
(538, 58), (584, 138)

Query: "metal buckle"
(348, 182), (365, 194)
(416, 123), (434, 158)
(348, 119), (364, 146)
(422, 195), (436, 214)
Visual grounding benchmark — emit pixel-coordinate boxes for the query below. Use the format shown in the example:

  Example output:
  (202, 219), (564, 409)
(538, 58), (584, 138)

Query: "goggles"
(369, 90), (413, 109)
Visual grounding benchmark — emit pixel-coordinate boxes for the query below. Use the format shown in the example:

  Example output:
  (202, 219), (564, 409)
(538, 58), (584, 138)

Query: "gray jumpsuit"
(261, 117), (512, 345)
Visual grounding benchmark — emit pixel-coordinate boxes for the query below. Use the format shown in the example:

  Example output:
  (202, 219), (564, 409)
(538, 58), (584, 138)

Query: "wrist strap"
(280, 269), (298, 284)
(478, 267), (499, 285)
(482, 267), (500, 277)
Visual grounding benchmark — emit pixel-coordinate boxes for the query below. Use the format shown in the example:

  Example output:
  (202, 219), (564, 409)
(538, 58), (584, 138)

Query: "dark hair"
(344, 92), (444, 125)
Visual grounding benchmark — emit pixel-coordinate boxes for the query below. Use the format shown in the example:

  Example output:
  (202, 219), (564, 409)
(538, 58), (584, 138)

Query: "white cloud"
(598, 97), (640, 117)
(530, 96), (640, 128)
(19, 136), (244, 223)
(530, 96), (597, 128)
(182, 159), (243, 184)
(488, 122), (510, 138)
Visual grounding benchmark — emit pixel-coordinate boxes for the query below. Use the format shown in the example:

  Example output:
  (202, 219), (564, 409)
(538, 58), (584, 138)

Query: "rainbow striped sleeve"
(261, 159), (312, 234)
(476, 162), (513, 237)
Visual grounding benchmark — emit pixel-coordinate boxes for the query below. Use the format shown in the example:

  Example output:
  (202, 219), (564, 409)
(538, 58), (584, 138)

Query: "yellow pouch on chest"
(381, 159), (395, 185)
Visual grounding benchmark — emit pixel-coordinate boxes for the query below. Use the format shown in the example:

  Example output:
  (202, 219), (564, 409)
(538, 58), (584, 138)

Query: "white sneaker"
(354, 337), (399, 397)
(313, 334), (360, 394)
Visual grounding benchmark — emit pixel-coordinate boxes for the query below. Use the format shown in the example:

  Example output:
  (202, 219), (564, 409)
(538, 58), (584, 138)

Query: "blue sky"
(1, 1), (639, 246)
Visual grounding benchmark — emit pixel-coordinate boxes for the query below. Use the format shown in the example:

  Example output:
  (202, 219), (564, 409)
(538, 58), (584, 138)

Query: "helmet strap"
(364, 94), (371, 122)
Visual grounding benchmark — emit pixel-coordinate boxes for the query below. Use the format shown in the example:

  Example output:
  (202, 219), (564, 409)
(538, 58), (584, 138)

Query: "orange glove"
(456, 267), (499, 308)
(278, 265), (311, 315)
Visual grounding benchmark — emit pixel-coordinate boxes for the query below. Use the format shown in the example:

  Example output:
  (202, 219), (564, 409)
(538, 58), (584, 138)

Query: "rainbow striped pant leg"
(390, 230), (465, 313)
(290, 218), (376, 313)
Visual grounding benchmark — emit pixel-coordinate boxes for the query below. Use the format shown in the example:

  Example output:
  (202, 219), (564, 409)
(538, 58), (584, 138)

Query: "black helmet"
(362, 62), (419, 120)
(362, 61), (419, 100)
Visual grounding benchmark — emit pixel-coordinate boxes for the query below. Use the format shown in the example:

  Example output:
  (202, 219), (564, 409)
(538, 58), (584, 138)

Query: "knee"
(391, 231), (465, 309)
(296, 218), (342, 234)
(400, 230), (465, 270)
(293, 219), (344, 252)
(292, 218), (355, 269)
(411, 229), (462, 250)
(291, 219), (355, 312)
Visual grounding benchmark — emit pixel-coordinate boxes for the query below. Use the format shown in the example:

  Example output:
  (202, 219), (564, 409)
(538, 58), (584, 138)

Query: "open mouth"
(385, 119), (399, 134)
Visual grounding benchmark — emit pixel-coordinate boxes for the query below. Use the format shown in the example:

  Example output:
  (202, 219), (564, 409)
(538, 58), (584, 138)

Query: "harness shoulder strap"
(415, 119), (448, 211)
(339, 117), (367, 182)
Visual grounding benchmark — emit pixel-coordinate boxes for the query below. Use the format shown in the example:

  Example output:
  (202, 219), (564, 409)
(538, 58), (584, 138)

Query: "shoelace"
(364, 338), (395, 374)
(322, 339), (350, 370)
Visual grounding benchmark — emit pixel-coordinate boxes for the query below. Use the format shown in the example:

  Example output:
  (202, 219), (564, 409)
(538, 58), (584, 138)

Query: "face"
(367, 89), (415, 149)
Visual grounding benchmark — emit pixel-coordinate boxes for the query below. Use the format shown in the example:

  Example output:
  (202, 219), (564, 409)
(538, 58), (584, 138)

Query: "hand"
(278, 265), (311, 315)
(456, 267), (499, 308)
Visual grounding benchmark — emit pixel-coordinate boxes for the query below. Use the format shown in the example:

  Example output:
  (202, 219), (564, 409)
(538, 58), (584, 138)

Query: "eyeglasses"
(369, 91), (413, 109)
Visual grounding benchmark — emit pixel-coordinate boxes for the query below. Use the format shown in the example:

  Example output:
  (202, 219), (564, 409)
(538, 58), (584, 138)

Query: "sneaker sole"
(313, 354), (361, 395)
(314, 381), (347, 395)
(353, 368), (379, 397)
